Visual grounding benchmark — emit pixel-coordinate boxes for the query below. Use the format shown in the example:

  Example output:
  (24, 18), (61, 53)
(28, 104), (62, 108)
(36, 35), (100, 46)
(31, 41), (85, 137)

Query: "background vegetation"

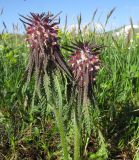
(0, 12), (139, 160)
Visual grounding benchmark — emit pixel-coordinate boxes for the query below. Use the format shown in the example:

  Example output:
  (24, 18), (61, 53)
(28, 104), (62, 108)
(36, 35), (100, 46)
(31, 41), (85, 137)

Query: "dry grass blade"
(0, 8), (4, 15)
(2, 21), (8, 32)
(92, 9), (98, 22)
(105, 7), (116, 26)
(130, 17), (136, 38)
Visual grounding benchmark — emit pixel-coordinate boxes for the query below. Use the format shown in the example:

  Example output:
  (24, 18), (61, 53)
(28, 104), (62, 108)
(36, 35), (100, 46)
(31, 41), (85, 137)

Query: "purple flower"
(20, 12), (71, 84)
(68, 42), (101, 87)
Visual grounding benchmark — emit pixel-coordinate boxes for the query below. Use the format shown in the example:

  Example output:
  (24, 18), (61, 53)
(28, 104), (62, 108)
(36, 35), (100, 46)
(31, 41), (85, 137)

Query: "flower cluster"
(68, 43), (101, 87)
(24, 13), (59, 49)
(20, 12), (71, 85)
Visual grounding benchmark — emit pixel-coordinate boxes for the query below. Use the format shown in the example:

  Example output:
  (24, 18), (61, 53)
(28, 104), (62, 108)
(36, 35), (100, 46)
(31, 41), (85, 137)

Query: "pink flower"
(68, 42), (102, 87)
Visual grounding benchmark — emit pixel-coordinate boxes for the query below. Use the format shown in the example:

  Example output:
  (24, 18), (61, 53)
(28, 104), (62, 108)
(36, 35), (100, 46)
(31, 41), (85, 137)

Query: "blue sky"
(0, 0), (139, 33)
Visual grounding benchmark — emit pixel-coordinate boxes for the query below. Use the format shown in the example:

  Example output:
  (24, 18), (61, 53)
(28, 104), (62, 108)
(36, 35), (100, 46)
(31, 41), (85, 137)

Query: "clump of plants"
(20, 11), (105, 160)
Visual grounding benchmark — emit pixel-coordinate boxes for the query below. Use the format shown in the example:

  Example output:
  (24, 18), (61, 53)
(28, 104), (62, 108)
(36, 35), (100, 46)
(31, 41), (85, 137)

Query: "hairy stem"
(74, 109), (81, 160)
(55, 109), (69, 160)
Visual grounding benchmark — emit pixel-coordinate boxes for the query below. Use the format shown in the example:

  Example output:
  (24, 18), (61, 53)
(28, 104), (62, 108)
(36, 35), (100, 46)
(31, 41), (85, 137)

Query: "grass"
(0, 14), (139, 159)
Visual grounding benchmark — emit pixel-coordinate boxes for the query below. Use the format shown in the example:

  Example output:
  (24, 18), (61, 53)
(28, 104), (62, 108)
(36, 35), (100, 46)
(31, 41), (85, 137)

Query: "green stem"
(55, 109), (69, 160)
(74, 110), (81, 160)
